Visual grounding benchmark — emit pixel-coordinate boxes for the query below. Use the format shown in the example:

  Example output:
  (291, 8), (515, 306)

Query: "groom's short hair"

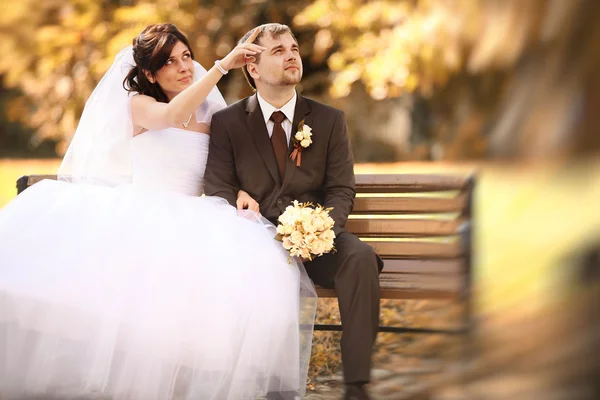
(239, 23), (298, 90)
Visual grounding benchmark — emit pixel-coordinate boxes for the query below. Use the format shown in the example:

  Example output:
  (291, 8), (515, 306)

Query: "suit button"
(276, 198), (283, 205)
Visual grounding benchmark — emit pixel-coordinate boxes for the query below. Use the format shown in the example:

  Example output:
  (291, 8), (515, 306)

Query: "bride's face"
(154, 41), (194, 100)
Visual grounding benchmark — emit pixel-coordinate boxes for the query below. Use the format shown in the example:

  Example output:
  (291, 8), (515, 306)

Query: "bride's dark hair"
(123, 24), (195, 103)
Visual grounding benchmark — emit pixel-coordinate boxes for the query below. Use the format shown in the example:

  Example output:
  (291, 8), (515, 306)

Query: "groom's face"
(251, 32), (302, 88)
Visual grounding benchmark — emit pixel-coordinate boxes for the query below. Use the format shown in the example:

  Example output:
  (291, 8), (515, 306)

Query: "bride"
(0, 24), (316, 400)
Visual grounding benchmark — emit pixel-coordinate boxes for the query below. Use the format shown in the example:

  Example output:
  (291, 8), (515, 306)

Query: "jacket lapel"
(282, 95), (312, 190)
(245, 94), (281, 186)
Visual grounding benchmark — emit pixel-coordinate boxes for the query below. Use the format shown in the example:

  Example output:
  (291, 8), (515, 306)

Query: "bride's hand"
(236, 190), (260, 213)
(219, 28), (265, 72)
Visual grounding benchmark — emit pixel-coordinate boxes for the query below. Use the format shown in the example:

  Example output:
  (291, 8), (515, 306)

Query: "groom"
(204, 23), (383, 400)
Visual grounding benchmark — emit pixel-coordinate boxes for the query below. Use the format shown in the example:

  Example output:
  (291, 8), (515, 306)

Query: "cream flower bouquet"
(275, 201), (336, 261)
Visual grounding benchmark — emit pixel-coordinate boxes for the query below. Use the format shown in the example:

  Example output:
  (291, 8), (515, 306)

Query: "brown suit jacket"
(204, 93), (355, 235)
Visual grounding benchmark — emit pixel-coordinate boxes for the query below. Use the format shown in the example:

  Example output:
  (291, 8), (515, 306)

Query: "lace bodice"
(130, 128), (209, 196)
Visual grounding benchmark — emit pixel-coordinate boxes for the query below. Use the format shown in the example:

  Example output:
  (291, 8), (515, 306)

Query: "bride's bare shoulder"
(130, 94), (157, 136)
(130, 93), (156, 106)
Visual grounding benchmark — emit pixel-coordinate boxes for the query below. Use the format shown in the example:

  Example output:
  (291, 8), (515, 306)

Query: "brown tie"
(270, 111), (288, 180)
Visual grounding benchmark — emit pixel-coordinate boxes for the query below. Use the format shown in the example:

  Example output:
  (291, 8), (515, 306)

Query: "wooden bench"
(16, 173), (474, 335)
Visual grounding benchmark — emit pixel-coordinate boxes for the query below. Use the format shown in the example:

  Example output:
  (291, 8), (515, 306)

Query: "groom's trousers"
(304, 231), (383, 384)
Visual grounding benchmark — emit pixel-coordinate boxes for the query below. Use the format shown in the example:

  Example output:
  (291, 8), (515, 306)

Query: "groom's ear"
(246, 63), (260, 83)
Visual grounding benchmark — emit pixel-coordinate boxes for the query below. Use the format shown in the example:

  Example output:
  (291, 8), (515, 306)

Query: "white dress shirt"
(256, 91), (297, 145)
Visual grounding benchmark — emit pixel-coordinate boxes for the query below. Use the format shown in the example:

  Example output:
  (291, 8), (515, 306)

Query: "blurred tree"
(292, 0), (512, 160)
(295, 0), (600, 160)
(0, 81), (57, 157)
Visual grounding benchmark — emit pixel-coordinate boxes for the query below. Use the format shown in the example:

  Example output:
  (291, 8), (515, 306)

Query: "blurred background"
(1, 0), (599, 398)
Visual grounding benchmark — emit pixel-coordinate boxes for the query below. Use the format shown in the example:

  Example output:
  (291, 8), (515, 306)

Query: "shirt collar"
(256, 90), (297, 126)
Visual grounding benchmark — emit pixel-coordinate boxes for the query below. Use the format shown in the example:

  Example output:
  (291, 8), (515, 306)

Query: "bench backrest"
(345, 174), (474, 300)
(16, 173), (474, 301)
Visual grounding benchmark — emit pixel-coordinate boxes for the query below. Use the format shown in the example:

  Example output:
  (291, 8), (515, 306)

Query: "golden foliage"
(295, 0), (577, 100)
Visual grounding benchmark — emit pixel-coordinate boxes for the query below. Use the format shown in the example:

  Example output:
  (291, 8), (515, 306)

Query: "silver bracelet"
(214, 60), (228, 75)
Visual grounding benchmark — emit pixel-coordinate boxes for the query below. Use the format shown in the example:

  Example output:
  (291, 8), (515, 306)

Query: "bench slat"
(366, 240), (462, 258)
(352, 195), (467, 214)
(355, 174), (472, 193)
(316, 287), (460, 299)
(381, 259), (463, 275)
(378, 272), (463, 290)
(27, 175), (58, 186)
(346, 218), (463, 237)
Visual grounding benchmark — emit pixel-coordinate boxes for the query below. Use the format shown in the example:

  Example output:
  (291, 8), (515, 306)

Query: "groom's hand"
(236, 190), (260, 214)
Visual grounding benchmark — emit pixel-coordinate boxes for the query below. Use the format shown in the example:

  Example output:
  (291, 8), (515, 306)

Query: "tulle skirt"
(0, 180), (317, 400)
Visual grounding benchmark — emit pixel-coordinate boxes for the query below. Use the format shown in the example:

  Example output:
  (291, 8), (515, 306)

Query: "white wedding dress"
(0, 127), (317, 399)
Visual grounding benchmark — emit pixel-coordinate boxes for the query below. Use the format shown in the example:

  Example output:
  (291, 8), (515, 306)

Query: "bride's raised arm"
(131, 28), (263, 132)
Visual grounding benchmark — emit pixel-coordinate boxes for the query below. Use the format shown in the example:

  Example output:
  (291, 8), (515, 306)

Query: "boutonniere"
(290, 119), (312, 167)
